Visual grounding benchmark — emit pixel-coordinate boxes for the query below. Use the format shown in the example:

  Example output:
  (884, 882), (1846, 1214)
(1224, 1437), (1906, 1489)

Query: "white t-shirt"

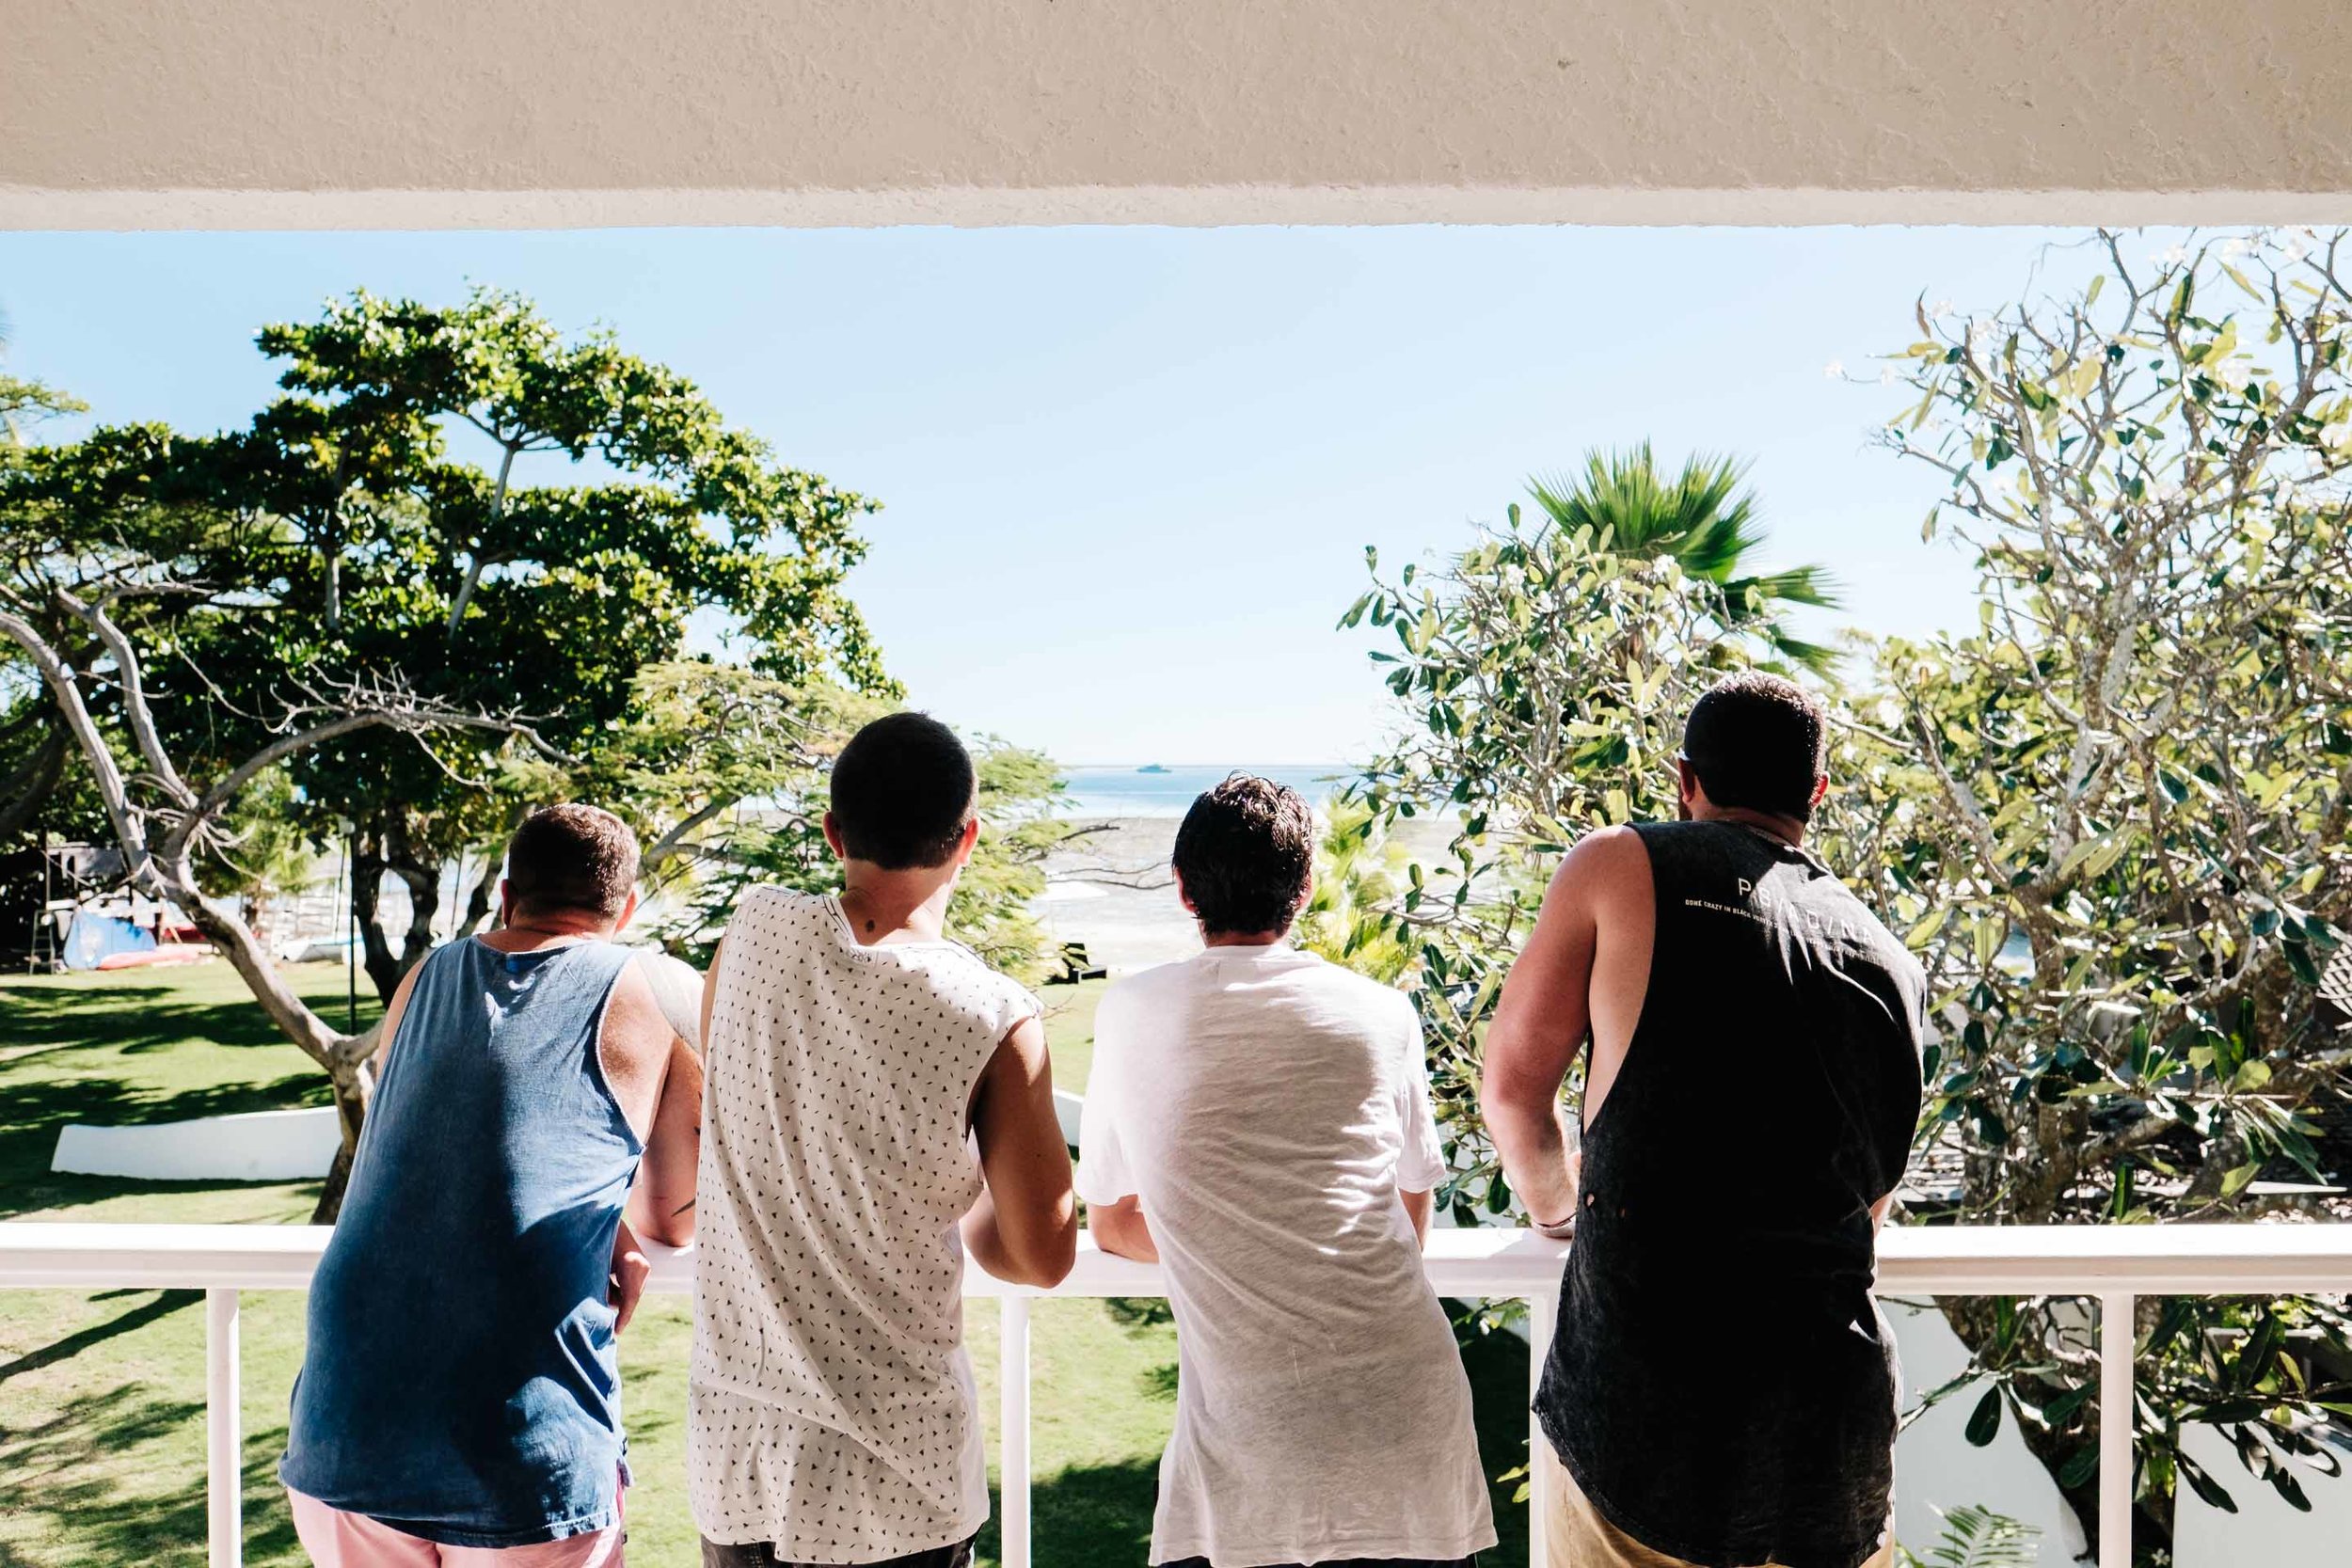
(1078, 942), (1497, 1567)
(687, 888), (1040, 1560)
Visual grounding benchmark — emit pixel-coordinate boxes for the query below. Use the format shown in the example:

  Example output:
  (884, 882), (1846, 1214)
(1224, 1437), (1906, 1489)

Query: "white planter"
(51, 1105), (341, 1181)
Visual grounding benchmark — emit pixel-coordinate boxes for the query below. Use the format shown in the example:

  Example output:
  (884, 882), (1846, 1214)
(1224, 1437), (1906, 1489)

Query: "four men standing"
(283, 677), (1925, 1568)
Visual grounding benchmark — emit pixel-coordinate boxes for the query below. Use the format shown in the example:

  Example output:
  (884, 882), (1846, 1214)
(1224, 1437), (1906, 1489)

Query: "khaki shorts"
(1539, 1444), (1895, 1568)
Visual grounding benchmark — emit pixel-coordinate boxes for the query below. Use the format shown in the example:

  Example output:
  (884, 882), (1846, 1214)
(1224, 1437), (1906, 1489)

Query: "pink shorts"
(288, 1489), (625, 1567)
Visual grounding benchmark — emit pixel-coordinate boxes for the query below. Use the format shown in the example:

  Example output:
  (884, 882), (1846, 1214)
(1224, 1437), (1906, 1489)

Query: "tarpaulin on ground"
(62, 914), (156, 971)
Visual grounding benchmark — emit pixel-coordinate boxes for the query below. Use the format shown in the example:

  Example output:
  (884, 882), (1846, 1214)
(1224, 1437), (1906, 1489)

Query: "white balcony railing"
(7, 1222), (2352, 1568)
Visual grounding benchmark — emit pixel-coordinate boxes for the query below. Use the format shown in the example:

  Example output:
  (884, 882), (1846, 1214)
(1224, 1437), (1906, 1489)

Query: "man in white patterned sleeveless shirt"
(689, 713), (1077, 1568)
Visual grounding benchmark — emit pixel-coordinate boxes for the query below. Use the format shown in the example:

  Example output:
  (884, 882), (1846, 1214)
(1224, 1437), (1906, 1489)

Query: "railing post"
(1528, 1290), (1556, 1568)
(1000, 1293), (1031, 1568)
(2099, 1291), (2134, 1568)
(206, 1287), (241, 1568)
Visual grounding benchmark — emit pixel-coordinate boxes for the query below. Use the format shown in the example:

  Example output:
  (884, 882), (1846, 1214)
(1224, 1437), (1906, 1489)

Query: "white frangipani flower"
(1823, 359), (1846, 378)
(1930, 299), (1955, 320)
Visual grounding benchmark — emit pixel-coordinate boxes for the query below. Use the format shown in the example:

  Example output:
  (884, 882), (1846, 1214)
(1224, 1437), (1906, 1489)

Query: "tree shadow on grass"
(0, 1290), (200, 1385)
(0, 1367), (302, 1568)
(0, 1072), (326, 1219)
(1103, 1297), (1174, 1330)
(977, 1456), (1161, 1568)
(0, 1381), (207, 1566)
(0, 986), (335, 1057)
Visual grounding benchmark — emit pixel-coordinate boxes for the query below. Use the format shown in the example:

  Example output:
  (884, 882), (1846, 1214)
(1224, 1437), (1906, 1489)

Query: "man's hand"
(609, 1216), (653, 1334)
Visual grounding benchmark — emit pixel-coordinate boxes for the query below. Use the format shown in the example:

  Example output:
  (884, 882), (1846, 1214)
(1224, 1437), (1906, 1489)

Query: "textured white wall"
(5, 1), (2352, 227)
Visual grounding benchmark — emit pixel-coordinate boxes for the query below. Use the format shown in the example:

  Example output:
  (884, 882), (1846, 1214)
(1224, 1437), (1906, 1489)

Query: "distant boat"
(1136, 764), (1171, 774)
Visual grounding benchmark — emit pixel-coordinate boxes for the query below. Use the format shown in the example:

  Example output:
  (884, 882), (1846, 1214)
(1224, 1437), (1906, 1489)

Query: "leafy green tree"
(0, 288), (891, 1214)
(1327, 231), (2352, 1562)
(122, 287), (889, 1003)
(1856, 229), (2352, 1552)
(1525, 445), (1839, 670)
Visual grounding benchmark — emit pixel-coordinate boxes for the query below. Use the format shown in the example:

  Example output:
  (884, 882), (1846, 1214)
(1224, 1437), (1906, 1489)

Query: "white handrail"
(8, 1221), (2352, 1568)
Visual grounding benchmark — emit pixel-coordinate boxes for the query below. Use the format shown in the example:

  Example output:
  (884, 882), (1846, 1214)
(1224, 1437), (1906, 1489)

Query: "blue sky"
(0, 225), (2121, 763)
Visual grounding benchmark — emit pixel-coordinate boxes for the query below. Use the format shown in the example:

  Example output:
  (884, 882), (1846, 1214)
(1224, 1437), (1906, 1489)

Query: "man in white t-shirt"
(1082, 774), (1496, 1568)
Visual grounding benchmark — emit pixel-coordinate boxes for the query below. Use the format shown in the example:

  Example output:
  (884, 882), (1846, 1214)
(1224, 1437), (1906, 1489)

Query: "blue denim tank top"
(280, 937), (643, 1548)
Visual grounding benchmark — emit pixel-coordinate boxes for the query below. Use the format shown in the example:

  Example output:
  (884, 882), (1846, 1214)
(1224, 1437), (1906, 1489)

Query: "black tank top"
(1534, 820), (1927, 1568)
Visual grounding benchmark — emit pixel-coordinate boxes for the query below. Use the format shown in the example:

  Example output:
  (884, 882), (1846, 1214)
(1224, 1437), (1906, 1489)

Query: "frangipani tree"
(1858, 229), (2352, 1551)
(1329, 231), (2352, 1562)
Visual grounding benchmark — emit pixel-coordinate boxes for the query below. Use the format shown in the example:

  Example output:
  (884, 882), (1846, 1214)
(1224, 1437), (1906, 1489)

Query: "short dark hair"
(829, 711), (977, 870)
(1682, 671), (1830, 822)
(1173, 774), (1316, 937)
(504, 803), (640, 920)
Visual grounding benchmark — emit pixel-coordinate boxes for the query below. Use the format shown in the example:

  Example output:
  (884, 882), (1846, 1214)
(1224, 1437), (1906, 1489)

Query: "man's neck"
(837, 864), (959, 945)
(1692, 805), (1808, 847)
(1200, 927), (1289, 949)
(484, 914), (616, 951)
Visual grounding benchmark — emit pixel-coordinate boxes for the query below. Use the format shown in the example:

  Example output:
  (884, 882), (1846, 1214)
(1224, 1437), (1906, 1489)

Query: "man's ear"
(1808, 775), (1831, 810)
(497, 878), (514, 928)
(1676, 757), (1702, 811)
(820, 811), (846, 860)
(953, 816), (981, 867)
(1173, 868), (1198, 919)
(613, 889), (641, 934)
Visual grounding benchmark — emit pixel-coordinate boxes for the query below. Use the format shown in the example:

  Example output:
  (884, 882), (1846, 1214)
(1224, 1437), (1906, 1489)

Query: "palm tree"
(1524, 444), (1840, 671)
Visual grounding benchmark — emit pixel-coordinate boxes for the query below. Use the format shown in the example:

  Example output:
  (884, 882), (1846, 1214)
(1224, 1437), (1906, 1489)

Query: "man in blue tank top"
(1483, 673), (1926, 1568)
(281, 804), (706, 1567)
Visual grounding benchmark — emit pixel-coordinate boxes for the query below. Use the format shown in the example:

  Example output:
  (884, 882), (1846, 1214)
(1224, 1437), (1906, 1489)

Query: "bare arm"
(600, 960), (702, 1248)
(1400, 1187), (1434, 1246)
(963, 1014), (1078, 1288)
(1482, 828), (1643, 1229)
(369, 962), (425, 1075)
(1088, 1193), (1158, 1263)
(627, 1031), (704, 1247)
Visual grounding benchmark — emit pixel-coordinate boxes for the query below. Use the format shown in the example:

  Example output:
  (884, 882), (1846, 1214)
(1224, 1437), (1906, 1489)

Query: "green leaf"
(1964, 1385), (2004, 1447)
(2178, 1454), (2240, 1513)
(2058, 1445), (2099, 1489)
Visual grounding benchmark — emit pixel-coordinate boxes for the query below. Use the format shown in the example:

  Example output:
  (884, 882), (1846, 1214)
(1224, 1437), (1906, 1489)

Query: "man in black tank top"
(1482, 673), (1926, 1568)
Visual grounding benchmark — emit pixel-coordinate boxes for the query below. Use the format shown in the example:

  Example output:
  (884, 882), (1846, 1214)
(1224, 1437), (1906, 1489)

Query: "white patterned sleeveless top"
(688, 887), (1041, 1558)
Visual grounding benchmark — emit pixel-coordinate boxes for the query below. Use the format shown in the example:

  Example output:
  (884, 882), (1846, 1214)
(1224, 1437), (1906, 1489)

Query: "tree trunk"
(310, 1059), (374, 1223)
(352, 831), (403, 1005)
(354, 810), (446, 1004)
(389, 852), (442, 974)
(455, 862), (499, 937)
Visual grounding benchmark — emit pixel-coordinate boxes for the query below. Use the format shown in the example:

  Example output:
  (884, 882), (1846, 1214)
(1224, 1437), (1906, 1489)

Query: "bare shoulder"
(602, 957), (675, 1060)
(1552, 824), (1652, 901)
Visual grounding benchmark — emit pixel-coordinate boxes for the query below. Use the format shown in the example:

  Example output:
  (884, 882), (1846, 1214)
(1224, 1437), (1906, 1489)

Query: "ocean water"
(1058, 764), (1352, 818)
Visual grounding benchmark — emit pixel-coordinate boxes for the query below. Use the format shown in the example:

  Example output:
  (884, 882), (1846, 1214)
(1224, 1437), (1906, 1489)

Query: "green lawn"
(0, 963), (1531, 1567)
